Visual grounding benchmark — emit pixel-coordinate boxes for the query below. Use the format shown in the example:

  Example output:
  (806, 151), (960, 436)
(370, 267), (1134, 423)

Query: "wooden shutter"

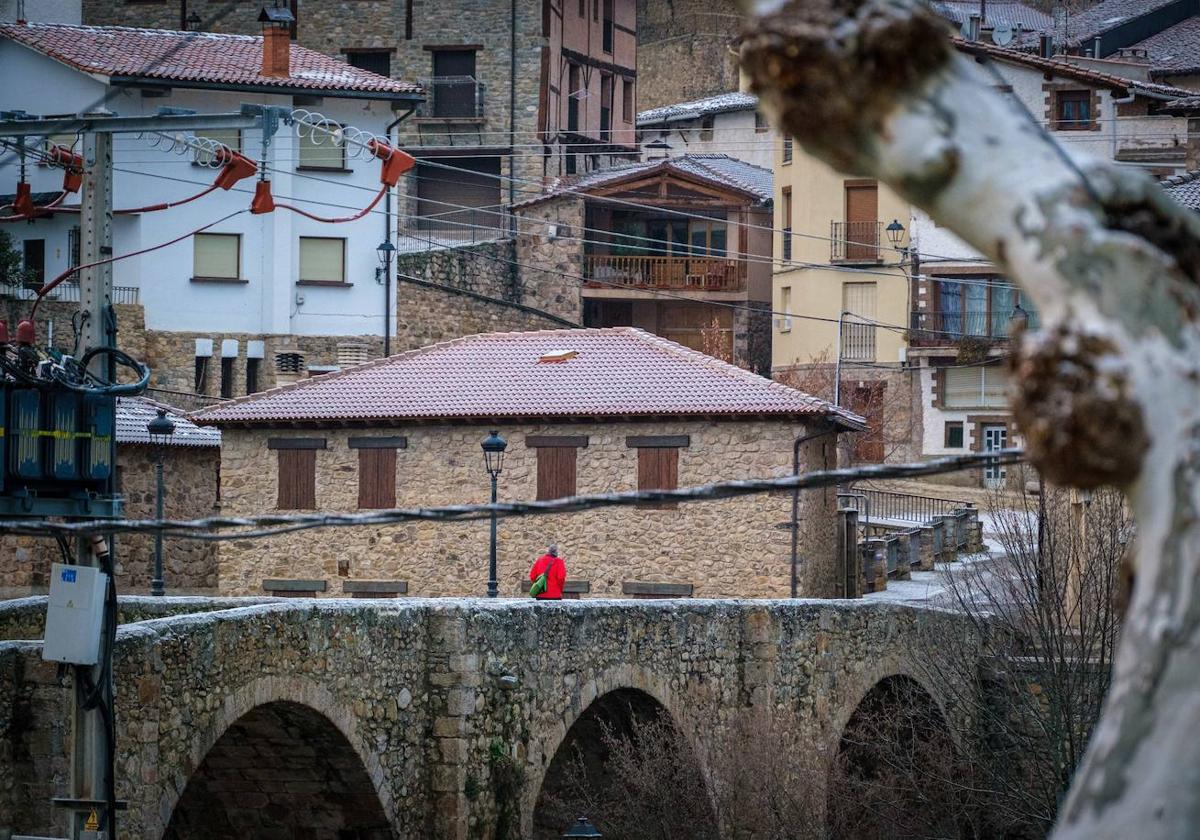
(358, 448), (397, 509)
(637, 448), (679, 506)
(277, 449), (316, 510)
(536, 446), (577, 500)
(844, 181), (878, 261)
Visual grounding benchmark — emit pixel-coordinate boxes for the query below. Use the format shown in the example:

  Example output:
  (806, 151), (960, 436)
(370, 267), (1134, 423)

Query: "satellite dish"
(992, 22), (1015, 46)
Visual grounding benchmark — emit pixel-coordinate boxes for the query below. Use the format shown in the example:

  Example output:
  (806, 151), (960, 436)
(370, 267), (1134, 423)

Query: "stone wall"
(0, 598), (981, 840)
(636, 0), (743, 110)
(215, 418), (842, 599)
(0, 444), (220, 598)
(515, 199), (587, 322)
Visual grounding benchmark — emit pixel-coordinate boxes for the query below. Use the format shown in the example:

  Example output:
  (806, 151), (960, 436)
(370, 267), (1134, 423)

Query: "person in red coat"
(529, 544), (567, 600)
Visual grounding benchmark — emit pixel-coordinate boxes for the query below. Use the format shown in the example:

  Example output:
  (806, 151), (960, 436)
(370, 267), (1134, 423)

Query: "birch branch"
(736, 2), (1200, 837)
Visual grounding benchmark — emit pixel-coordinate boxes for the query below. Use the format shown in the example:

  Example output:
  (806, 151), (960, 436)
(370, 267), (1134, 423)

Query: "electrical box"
(42, 563), (108, 666)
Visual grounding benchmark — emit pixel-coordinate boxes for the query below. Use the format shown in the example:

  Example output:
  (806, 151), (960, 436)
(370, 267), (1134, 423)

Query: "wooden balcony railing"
(584, 255), (745, 291)
(831, 220), (882, 262)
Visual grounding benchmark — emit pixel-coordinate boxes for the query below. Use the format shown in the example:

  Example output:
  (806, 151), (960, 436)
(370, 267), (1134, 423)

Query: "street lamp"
(481, 430), (507, 598)
(563, 817), (602, 838)
(376, 239), (396, 357)
(147, 407), (176, 597)
(1009, 301), (1029, 331)
(885, 218), (906, 251)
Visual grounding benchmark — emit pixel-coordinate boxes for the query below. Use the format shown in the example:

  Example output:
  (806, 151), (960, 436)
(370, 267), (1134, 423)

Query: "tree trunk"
(735, 2), (1200, 837)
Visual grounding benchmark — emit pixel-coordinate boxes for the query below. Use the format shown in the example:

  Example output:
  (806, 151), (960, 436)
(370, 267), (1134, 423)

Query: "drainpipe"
(833, 309), (850, 407)
(791, 426), (841, 598)
(384, 105), (416, 357)
(1109, 91), (1136, 161)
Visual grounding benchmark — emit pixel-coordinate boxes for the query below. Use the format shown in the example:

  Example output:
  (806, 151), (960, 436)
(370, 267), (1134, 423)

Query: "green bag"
(529, 569), (549, 597)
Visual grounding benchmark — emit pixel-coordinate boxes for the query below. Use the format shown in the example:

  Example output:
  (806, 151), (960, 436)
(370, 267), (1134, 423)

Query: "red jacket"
(529, 553), (566, 599)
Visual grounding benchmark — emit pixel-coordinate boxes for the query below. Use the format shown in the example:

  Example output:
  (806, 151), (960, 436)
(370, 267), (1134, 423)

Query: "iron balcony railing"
(584, 254), (745, 291)
(840, 488), (972, 526)
(420, 76), (486, 119)
(909, 309), (1039, 346)
(0, 281), (139, 305)
(830, 220), (882, 262)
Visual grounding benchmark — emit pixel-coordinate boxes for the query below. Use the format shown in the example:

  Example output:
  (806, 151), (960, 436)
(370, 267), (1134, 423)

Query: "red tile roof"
(193, 328), (865, 429)
(0, 22), (422, 97)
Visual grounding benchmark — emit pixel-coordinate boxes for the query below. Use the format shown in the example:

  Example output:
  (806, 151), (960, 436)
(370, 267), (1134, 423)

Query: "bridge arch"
(157, 676), (394, 840)
(524, 668), (716, 839)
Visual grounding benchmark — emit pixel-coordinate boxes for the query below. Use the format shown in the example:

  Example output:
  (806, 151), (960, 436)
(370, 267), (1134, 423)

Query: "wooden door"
(844, 181), (878, 261)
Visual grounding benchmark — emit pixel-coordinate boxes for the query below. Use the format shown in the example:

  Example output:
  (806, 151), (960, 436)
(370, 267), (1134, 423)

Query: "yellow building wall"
(771, 145), (911, 370)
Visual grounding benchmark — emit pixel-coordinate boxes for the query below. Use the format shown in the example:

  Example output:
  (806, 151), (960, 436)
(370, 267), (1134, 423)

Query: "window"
(22, 239), (45, 289)
(841, 282), (877, 361)
(781, 186), (792, 262)
(1055, 90), (1093, 130)
(600, 74), (612, 138)
(935, 278), (1037, 338)
(602, 0), (613, 52)
(688, 219), (727, 256)
(842, 180), (879, 261)
(246, 357), (260, 394)
(194, 356), (208, 394)
(945, 421), (965, 448)
(567, 63), (581, 133)
(277, 449), (317, 510)
(298, 237), (346, 285)
(699, 115), (714, 141)
(579, 0), (585, 15)
(593, 0), (598, 22)
(220, 357), (234, 399)
(622, 79), (634, 123)
(68, 226), (80, 268)
(755, 112), (768, 134)
(357, 448), (397, 509)
(537, 447), (578, 500)
(193, 233), (240, 280)
(565, 150), (577, 175)
(779, 286), (793, 332)
(637, 447), (679, 507)
(431, 49), (478, 118)
(405, 0), (413, 39)
(943, 365), (1009, 409)
(193, 128), (241, 165)
(298, 121), (347, 170)
(782, 133), (793, 163)
(346, 50), (390, 77)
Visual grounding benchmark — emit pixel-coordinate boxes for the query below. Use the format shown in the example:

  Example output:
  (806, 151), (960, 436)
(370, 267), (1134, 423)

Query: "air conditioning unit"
(775, 315), (793, 332)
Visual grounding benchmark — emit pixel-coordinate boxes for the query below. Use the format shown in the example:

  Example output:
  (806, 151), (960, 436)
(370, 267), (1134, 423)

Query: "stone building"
(0, 397), (221, 598)
(193, 327), (863, 599)
(514, 155), (775, 374)
(635, 0), (741, 111)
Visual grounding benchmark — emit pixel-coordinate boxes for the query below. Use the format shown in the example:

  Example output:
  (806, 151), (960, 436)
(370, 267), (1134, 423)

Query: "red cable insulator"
(15, 319), (35, 346)
(47, 145), (84, 193)
(12, 182), (34, 216)
(213, 150), (258, 190)
(250, 180), (276, 215)
(367, 139), (416, 188)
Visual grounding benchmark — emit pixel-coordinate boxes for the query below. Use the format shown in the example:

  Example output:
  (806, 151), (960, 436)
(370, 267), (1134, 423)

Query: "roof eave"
(110, 76), (425, 103)
(199, 410), (854, 430)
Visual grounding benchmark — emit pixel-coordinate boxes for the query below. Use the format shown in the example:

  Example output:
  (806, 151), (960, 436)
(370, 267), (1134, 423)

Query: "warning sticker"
(84, 809), (100, 831)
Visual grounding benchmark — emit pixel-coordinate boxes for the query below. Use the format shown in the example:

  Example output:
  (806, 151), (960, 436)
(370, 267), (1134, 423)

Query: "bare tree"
(737, 1), (1200, 834)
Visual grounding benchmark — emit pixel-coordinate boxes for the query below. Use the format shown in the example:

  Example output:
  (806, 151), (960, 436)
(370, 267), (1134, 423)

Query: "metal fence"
(0, 281), (139, 305)
(842, 488), (972, 525)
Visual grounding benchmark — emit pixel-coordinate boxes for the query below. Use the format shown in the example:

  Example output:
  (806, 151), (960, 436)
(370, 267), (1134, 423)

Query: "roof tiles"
(0, 22), (421, 96)
(193, 328), (864, 429)
(116, 396), (221, 447)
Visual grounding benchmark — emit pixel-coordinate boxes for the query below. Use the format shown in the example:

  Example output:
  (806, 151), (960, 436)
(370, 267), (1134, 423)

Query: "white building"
(0, 18), (421, 395)
(636, 91), (776, 171)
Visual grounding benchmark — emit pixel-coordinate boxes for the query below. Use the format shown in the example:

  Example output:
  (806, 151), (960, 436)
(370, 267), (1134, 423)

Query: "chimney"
(1040, 33), (1054, 58)
(257, 4), (295, 78)
(967, 14), (981, 42)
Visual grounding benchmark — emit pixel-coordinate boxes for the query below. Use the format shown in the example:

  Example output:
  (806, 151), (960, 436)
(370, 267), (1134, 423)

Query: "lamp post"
(376, 240), (396, 357)
(481, 430), (507, 598)
(563, 817), (602, 838)
(147, 408), (176, 597)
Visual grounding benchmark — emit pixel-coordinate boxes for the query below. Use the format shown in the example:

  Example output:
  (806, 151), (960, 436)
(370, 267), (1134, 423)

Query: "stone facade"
(635, 0), (741, 110)
(0, 444), (220, 598)
(0, 598), (982, 839)
(215, 418), (842, 599)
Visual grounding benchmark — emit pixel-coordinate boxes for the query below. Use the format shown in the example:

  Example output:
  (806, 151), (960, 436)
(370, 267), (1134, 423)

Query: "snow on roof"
(637, 91), (759, 126)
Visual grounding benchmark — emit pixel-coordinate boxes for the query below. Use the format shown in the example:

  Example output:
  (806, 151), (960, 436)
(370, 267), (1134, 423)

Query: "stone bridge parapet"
(0, 598), (982, 839)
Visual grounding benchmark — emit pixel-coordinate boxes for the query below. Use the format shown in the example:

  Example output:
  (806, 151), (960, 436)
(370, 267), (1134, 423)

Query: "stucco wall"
(215, 419), (841, 598)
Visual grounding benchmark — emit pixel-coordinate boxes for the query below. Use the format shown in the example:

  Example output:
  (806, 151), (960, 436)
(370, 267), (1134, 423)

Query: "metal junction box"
(43, 563), (108, 666)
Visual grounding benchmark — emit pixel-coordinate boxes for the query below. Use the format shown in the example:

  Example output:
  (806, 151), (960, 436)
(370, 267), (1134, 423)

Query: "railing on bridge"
(841, 488), (972, 526)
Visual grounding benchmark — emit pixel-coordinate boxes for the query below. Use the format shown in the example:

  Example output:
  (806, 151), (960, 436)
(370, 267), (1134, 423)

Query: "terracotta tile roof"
(1161, 170), (1200, 210)
(116, 396), (221, 448)
(513, 155), (773, 209)
(193, 328), (865, 429)
(0, 22), (422, 98)
(953, 38), (1195, 99)
(1132, 16), (1200, 76)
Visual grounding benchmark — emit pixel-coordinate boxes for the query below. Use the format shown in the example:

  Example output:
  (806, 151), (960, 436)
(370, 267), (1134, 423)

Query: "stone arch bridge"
(0, 598), (982, 839)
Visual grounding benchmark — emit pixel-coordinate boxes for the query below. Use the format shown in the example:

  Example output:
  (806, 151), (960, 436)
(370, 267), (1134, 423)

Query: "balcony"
(584, 255), (745, 291)
(908, 309), (1036, 347)
(0, 280), (139, 305)
(418, 76), (486, 120)
(831, 220), (882, 263)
